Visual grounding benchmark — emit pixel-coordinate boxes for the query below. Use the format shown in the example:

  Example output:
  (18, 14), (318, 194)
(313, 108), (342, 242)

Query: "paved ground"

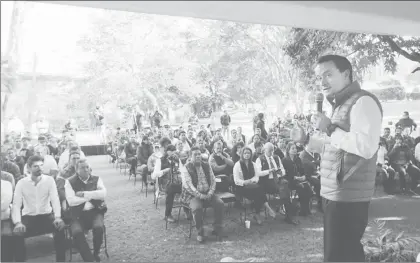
(25, 156), (420, 262)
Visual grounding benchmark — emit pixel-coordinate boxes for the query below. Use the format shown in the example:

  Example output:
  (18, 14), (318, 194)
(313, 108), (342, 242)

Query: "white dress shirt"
(1, 180), (13, 220)
(415, 143), (420, 163)
(330, 96), (382, 159)
(152, 158), (185, 180)
(255, 154), (285, 179)
(12, 175), (61, 224)
(65, 176), (107, 211)
(310, 96), (382, 160)
(232, 161), (259, 186)
(376, 146), (388, 165)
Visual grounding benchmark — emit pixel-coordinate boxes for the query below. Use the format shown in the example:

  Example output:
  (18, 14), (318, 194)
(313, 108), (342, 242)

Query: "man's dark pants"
(165, 183), (182, 217)
(323, 198), (370, 262)
(71, 209), (105, 262)
(14, 213), (66, 262)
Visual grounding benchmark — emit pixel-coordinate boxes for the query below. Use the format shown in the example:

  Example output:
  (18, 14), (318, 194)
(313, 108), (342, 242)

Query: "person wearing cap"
(152, 144), (183, 223)
(137, 135), (153, 183)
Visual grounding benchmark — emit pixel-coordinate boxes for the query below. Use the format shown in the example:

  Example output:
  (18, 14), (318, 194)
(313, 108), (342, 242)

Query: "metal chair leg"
(103, 225), (109, 259)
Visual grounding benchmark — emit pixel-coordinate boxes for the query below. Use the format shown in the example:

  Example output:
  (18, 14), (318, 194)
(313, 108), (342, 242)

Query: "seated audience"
(181, 146), (224, 243)
(152, 144), (183, 223)
(65, 159), (107, 262)
(282, 142), (314, 216)
(12, 155), (66, 262)
(56, 147), (81, 206)
(255, 142), (298, 225)
(233, 146), (276, 225)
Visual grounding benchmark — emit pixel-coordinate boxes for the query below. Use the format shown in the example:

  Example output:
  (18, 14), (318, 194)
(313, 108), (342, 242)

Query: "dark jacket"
(299, 149), (321, 177)
(137, 142), (153, 165)
(256, 120), (268, 140)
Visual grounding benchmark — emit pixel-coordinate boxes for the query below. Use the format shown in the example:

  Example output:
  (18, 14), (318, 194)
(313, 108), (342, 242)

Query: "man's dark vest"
(258, 154), (281, 184)
(68, 175), (107, 220)
(185, 161), (211, 188)
(320, 81), (383, 202)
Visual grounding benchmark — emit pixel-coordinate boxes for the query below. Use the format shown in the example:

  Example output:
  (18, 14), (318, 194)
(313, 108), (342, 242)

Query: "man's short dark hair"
(404, 111), (409, 115)
(28, 155), (44, 167)
(384, 127), (390, 131)
(159, 137), (172, 147)
(317, 54), (353, 82)
(179, 131), (186, 135)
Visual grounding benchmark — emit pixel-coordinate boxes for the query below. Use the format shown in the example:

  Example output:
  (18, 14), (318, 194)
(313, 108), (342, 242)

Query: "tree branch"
(380, 35), (420, 63)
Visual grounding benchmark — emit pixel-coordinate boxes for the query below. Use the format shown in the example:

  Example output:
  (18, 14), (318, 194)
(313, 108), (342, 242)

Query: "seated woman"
(233, 147), (276, 225)
(231, 141), (245, 164)
(282, 142), (314, 216)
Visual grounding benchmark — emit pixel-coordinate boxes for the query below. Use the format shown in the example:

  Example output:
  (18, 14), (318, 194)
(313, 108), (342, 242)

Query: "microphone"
(315, 93), (324, 113)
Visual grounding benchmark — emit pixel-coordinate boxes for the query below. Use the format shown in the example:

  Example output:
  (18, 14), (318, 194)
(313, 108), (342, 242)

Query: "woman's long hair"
(231, 141), (245, 160)
(240, 146), (253, 163)
(285, 141), (298, 160)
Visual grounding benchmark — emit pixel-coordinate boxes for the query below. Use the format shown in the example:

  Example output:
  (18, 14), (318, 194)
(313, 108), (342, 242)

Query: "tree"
(1, 1), (26, 123)
(284, 28), (420, 85)
(183, 21), (309, 113)
(77, 9), (198, 119)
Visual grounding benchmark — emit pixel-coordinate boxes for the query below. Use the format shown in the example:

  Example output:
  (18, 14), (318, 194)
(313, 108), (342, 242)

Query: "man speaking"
(294, 55), (383, 262)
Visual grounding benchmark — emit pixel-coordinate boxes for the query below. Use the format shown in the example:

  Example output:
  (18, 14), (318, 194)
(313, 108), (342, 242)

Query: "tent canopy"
(40, 1), (420, 36)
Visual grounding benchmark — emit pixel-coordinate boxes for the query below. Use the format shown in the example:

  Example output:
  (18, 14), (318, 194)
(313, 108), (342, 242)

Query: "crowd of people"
(2, 56), (420, 262)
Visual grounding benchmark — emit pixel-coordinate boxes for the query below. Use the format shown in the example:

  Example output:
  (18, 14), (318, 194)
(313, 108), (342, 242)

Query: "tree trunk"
(26, 53), (38, 129)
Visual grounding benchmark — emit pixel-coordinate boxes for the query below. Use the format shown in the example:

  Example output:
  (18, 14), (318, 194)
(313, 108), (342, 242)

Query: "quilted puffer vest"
(320, 81), (383, 202)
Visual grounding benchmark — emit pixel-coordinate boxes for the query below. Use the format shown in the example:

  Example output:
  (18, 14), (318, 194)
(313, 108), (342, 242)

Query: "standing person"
(294, 55), (383, 262)
(132, 106), (143, 134)
(256, 113), (268, 141)
(395, 111), (417, 135)
(93, 106), (104, 136)
(220, 110), (231, 140)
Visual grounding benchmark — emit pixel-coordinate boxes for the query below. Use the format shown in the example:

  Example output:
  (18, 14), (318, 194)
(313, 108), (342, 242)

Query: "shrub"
(363, 219), (420, 262)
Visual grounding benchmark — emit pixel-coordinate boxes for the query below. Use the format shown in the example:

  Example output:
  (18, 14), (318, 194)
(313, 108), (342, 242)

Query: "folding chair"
(65, 224), (109, 262)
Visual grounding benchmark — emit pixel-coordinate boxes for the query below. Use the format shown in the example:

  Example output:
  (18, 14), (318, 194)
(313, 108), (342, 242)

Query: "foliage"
(284, 28), (420, 86)
(363, 219), (420, 262)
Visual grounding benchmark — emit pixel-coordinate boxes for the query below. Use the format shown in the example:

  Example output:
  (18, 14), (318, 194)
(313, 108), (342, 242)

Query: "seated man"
(209, 141), (234, 176)
(11, 155), (66, 262)
(6, 147), (26, 175)
(1, 178), (14, 262)
(65, 159), (107, 262)
(137, 135), (153, 183)
(152, 144), (183, 223)
(181, 146), (225, 243)
(255, 142), (298, 225)
(299, 138), (322, 210)
(1, 153), (23, 183)
(58, 140), (86, 170)
(56, 147), (81, 211)
(124, 136), (138, 176)
(388, 135), (420, 193)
